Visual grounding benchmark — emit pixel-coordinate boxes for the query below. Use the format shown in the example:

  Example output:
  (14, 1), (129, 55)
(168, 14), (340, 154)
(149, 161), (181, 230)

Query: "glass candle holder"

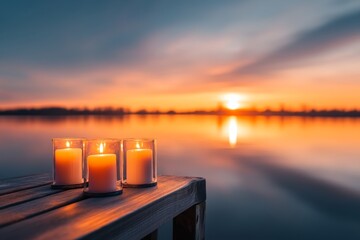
(84, 139), (122, 197)
(52, 138), (85, 189)
(122, 138), (157, 188)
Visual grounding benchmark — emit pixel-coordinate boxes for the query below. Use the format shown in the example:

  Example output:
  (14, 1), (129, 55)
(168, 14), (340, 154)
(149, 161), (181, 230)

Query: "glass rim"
(84, 138), (121, 143)
(123, 138), (156, 143)
(52, 137), (85, 142)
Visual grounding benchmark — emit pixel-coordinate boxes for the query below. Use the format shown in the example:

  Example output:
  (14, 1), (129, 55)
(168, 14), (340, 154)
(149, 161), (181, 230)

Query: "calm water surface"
(1, 115), (360, 239)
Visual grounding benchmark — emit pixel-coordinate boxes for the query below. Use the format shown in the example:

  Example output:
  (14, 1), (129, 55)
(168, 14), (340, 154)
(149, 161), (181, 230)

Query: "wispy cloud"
(223, 9), (360, 76)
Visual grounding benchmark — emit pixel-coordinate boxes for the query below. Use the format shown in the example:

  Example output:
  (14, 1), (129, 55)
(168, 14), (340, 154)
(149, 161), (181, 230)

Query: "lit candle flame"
(99, 143), (104, 153)
(136, 142), (140, 149)
(66, 141), (70, 148)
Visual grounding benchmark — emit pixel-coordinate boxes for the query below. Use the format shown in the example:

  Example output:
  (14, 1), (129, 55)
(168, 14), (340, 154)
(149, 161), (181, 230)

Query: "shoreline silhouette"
(1, 107), (360, 117)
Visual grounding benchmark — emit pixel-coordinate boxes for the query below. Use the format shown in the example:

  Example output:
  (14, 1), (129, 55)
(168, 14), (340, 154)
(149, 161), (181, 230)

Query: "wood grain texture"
(0, 173), (51, 195)
(0, 188), (85, 227)
(0, 185), (61, 209)
(0, 175), (206, 240)
(196, 202), (206, 240)
(173, 202), (206, 240)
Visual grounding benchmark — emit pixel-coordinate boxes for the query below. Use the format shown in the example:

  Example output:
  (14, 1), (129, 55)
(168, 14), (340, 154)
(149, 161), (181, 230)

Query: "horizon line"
(1, 106), (360, 118)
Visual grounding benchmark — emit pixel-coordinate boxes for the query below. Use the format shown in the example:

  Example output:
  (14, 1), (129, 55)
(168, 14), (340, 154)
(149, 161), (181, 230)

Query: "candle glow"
(125, 139), (155, 186)
(99, 143), (104, 153)
(53, 139), (83, 186)
(87, 141), (117, 193)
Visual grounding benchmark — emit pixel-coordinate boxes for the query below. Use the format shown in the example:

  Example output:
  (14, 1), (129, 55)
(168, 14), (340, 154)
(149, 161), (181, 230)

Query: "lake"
(1, 115), (360, 239)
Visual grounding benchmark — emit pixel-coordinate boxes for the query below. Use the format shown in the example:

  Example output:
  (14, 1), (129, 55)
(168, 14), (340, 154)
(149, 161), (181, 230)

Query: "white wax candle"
(54, 148), (83, 185)
(126, 149), (153, 184)
(88, 153), (117, 193)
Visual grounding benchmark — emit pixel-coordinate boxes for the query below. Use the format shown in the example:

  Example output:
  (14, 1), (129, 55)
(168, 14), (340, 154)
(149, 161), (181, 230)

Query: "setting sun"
(222, 94), (245, 110)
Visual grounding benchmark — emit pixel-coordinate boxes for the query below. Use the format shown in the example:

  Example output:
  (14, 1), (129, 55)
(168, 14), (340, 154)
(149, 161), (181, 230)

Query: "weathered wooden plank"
(0, 176), (206, 240)
(0, 173), (51, 195)
(173, 202), (206, 240)
(141, 230), (158, 240)
(196, 202), (206, 240)
(0, 185), (61, 209)
(0, 188), (84, 227)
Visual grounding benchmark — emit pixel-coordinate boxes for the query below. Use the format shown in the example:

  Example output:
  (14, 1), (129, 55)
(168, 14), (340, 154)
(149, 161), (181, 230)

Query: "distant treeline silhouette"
(1, 107), (360, 117)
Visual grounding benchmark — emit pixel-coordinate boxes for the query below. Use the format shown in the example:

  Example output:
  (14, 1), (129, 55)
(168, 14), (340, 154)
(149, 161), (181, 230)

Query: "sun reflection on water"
(228, 117), (238, 147)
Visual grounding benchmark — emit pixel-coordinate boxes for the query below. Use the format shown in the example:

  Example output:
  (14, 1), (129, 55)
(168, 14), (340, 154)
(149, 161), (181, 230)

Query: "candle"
(88, 143), (117, 193)
(54, 141), (83, 185)
(126, 147), (153, 184)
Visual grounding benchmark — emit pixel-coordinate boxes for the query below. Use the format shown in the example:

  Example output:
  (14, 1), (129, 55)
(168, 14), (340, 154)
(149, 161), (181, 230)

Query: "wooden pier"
(0, 174), (206, 240)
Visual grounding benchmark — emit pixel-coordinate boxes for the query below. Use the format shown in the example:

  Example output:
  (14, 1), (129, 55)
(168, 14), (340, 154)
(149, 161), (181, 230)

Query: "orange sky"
(1, 1), (360, 111)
